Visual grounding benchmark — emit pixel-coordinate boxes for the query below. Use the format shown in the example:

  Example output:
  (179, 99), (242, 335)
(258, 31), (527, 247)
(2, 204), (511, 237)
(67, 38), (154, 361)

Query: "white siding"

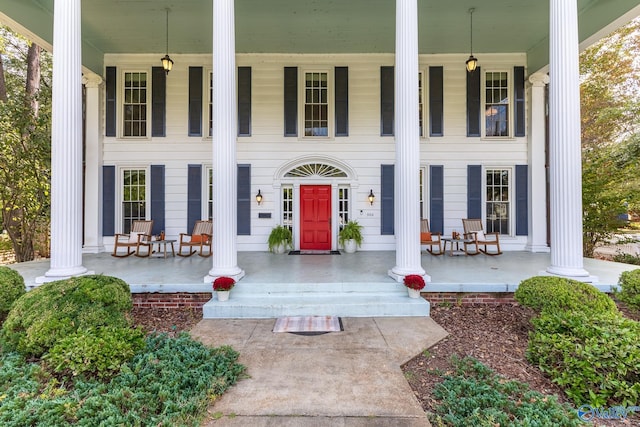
(98, 52), (530, 251)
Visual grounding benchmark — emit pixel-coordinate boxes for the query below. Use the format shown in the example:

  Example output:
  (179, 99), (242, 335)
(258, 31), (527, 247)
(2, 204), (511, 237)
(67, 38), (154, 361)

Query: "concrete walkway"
(191, 317), (449, 426)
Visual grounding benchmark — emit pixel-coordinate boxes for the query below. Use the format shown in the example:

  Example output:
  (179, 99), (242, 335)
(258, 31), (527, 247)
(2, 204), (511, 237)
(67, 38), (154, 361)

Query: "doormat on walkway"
(288, 250), (341, 255)
(273, 316), (343, 334)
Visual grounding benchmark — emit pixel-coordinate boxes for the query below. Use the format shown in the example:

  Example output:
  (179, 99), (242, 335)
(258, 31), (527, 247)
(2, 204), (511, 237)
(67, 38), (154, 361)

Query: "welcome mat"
(288, 250), (341, 255)
(273, 316), (343, 334)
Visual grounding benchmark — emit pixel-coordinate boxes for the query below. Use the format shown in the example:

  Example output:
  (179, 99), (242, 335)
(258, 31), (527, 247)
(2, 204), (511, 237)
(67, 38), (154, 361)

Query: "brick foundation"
(422, 292), (516, 305)
(132, 292), (211, 308)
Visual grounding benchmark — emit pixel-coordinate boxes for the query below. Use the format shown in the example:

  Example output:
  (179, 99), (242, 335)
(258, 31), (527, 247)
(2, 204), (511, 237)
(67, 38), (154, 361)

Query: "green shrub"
(0, 333), (246, 426)
(44, 326), (145, 382)
(429, 355), (580, 427)
(615, 269), (640, 310)
(613, 253), (640, 266)
(0, 275), (132, 357)
(0, 267), (25, 320)
(528, 310), (640, 407)
(515, 275), (618, 315)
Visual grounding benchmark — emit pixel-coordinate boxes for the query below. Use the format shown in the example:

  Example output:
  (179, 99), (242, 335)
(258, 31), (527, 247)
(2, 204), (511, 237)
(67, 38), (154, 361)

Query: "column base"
(36, 266), (94, 284)
(540, 267), (598, 283)
(205, 267), (246, 284)
(388, 266), (429, 283)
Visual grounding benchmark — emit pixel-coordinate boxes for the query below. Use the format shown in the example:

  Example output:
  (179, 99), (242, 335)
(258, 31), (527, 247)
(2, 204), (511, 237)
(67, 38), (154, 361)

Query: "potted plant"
(213, 276), (235, 301)
(268, 224), (292, 254)
(338, 220), (363, 253)
(404, 274), (425, 299)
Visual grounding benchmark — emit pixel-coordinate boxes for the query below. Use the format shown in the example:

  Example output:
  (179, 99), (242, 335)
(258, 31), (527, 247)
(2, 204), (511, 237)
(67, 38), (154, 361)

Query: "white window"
(483, 71), (510, 137)
(123, 71), (148, 137)
(208, 72), (213, 137)
(485, 168), (511, 235)
(303, 71), (329, 137)
(338, 187), (350, 229)
(282, 186), (294, 231)
(419, 167), (426, 219)
(122, 168), (147, 233)
(206, 167), (214, 220)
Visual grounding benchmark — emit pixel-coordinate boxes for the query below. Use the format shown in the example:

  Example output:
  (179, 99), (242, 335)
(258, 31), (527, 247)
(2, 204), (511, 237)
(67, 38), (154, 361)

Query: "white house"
(1, 0), (638, 285)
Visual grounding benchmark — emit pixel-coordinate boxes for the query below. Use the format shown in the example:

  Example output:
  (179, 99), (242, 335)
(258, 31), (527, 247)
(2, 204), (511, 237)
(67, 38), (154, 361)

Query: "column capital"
(529, 73), (549, 87)
(82, 73), (103, 88)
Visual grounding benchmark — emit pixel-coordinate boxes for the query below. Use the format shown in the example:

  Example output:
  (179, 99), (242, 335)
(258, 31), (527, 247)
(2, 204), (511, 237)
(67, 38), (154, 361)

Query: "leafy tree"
(0, 26), (51, 261)
(581, 18), (640, 256)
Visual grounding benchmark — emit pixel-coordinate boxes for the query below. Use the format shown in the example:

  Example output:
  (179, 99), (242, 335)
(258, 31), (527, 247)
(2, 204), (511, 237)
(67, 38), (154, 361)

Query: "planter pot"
(216, 290), (230, 302)
(272, 243), (287, 254)
(407, 288), (421, 299)
(343, 239), (357, 254)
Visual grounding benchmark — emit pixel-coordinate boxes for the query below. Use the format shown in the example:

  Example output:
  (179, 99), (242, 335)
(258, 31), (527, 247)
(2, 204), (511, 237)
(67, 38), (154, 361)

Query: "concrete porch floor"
(9, 250), (637, 292)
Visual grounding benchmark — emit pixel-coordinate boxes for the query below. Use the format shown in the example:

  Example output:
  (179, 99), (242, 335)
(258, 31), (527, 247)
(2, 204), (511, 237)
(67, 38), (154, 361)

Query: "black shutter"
(187, 165), (202, 234)
(284, 67), (298, 137)
(238, 66), (252, 136)
(466, 67), (481, 137)
(102, 166), (115, 236)
(514, 66), (526, 137)
(380, 66), (394, 136)
(105, 67), (116, 137)
(429, 66), (444, 137)
(335, 67), (349, 137)
(150, 165), (165, 235)
(381, 164), (394, 235)
(467, 165), (482, 219)
(515, 165), (528, 235)
(188, 67), (203, 137)
(151, 67), (166, 137)
(429, 165), (444, 233)
(237, 164), (251, 235)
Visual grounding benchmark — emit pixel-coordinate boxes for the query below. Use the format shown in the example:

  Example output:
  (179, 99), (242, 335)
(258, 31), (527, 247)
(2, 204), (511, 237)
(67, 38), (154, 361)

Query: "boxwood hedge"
(0, 267), (25, 320)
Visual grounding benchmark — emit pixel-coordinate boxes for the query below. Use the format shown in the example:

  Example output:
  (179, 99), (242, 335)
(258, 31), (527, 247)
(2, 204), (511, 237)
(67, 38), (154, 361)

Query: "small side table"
(441, 237), (473, 256)
(151, 239), (176, 258)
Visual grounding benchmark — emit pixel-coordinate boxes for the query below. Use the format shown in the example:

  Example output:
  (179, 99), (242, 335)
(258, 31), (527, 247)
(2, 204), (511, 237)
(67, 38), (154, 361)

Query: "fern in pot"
(339, 220), (363, 253)
(268, 225), (293, 254)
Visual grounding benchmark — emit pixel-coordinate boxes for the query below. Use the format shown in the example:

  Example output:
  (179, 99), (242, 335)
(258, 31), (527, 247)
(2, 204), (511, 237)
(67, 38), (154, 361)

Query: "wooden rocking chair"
(420, 219), (443, 255)
(178, 220), (213, 257)
(462, 218), (502, 256)
(111, 220), (154, 257)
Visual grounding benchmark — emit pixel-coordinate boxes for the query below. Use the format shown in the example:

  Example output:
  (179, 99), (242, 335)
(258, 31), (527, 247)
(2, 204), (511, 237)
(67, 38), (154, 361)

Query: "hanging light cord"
(165, 8), (169, 54)
(469, 8), (474, 56)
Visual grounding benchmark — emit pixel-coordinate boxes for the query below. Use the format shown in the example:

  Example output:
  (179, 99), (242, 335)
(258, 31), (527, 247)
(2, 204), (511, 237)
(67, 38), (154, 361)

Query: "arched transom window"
(285, 163), (347, 178)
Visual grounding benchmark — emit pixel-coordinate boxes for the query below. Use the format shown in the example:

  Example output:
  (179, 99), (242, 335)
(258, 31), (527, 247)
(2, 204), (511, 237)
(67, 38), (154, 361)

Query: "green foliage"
(0, 275), (132, 357)
(267, 224), (293, 252)
(0, 333), (246, 426)
(429, 356), (580, 427)
(613, 252), (640, 266)
(514, 276), (618, 316)
(44, 326), (145, 382)
(527, 310), (640, 407)
(615, 269), (640, 309)
(338, 220), (363, 247)
(0, 266), (25, 320)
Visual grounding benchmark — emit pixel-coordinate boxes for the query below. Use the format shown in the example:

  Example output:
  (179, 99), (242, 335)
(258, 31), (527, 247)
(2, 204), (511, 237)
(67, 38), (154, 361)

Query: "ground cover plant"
(428, 356), (580, 427)
(0, 274), (246, 426)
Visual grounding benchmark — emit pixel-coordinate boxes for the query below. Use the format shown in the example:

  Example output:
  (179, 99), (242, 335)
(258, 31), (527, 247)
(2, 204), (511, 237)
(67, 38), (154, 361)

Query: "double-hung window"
(282, 186), (294, 231)
(484, 71), (510, 137)
(485, 168), (511, 234)
(304, 72), (329, 137)
(338, 187), (350, 229)
(122, 169), (147, 233)
(123, 72), (148, 137)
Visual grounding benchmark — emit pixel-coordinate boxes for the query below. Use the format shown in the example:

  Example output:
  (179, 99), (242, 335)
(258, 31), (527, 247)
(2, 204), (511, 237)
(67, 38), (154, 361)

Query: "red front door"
(300, 185), (331, 250)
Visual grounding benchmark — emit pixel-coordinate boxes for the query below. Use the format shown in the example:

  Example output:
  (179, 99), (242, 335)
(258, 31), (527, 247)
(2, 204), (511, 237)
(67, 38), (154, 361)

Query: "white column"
(82, 73), (104, 253)
(206, 0), (245, 283)
(525, 73), (550, 253)
(389, 0), (426, 282)
(547, 0), (592, 279)
(37, 0), (91, 283)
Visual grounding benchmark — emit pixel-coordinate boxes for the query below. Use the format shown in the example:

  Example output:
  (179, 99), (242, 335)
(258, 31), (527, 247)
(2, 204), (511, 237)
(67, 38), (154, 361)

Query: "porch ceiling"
(0, 0), (638, 74)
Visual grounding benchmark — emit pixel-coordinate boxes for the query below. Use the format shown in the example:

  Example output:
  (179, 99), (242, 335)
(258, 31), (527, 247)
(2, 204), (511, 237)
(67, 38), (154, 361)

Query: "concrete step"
(202, 282), (430, 318)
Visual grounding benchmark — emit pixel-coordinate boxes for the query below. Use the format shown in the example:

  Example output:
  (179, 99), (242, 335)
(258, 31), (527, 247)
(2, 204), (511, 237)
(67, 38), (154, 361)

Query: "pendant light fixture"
(465, 8), (478, 73)
(161, 8), (174, 75)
